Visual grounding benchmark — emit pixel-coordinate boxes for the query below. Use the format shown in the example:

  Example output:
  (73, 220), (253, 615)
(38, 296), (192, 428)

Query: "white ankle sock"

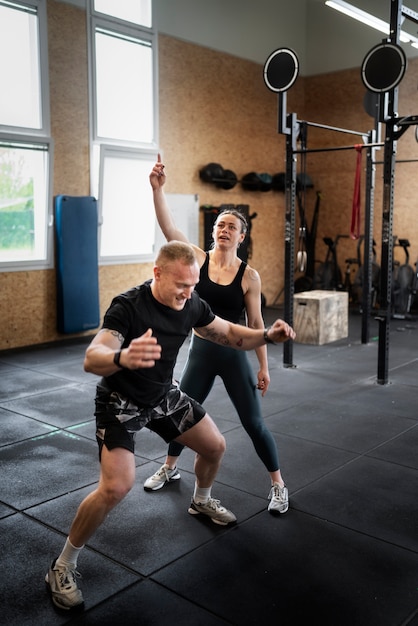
(193, 484), (211, 504)
(56, 537), (84, 568)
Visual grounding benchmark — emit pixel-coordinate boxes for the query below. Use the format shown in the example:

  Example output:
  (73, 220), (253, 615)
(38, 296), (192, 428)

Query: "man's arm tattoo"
(98, 328), (124, 346)
(197, 326), (245, 347)
(200, 326), (230, 345)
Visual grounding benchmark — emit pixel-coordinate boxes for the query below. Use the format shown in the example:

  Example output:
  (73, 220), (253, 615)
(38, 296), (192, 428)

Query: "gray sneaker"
(268, 483), (289, 514)
(45, 559), (84, 611)
(188, 497), (237, 526)
(144, 464), (181, 491)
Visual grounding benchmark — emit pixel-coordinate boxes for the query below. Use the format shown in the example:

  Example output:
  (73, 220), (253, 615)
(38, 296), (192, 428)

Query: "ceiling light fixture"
(325, 0), (418, 48)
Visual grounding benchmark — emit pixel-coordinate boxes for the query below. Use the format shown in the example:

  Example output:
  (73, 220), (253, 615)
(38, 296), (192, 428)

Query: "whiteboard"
(154, 193), (200, 252)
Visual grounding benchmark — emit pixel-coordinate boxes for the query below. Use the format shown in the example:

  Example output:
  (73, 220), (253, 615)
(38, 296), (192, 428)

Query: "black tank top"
(196, 253), (246, 323)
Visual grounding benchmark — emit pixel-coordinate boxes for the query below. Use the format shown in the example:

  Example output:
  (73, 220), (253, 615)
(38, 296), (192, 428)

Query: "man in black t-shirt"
(45, 240), (295, 612)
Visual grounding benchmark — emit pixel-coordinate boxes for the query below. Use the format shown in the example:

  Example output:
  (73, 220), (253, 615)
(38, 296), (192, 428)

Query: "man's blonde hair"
(155, 240), (197, 268)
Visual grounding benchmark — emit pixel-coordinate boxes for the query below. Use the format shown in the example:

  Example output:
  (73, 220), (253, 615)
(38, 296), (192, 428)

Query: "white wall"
(153, 0), (308, 71)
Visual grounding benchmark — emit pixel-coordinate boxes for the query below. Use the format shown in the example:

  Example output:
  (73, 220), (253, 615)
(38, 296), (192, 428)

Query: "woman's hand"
(149, 153), (166, 190)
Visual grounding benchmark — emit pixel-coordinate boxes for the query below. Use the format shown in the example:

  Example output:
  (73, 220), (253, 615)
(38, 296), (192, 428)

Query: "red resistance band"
(351, 144), (363, 240)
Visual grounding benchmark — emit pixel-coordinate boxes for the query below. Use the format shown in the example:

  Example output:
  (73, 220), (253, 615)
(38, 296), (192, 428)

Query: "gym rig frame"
(265, 0), (418, 384)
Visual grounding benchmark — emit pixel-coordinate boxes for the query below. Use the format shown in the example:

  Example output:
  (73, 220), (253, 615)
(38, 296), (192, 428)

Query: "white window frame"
(0, 0), (53, 272)
(87, 0), (159, 264)
(98, 144), (159, 264)
(0, 133), (54, 272)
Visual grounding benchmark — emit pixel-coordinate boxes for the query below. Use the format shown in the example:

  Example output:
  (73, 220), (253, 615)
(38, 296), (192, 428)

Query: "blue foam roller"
(55, 195), (100, 334)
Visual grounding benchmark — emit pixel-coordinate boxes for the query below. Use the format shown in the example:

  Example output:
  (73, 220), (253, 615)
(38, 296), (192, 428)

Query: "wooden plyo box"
(293, 290), (349, 345)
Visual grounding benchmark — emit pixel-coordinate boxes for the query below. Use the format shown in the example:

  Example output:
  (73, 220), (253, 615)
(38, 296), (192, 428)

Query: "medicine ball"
(272, 172), (286, 191)
(216, 169), (238, 190)
(296, 172), (314, 190)
(199, 162), (225, 183)
(258, 173), (273, 192)
(241, 172), (261, 191)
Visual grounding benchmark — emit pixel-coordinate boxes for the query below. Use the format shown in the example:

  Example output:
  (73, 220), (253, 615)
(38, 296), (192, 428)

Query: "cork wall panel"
(157, 35), (305, 307)
(391, 59), (418, 264)
(48, 0), (90, 196)
(297, 62), (418, 278)
(297, 68), (375, 276)
(0, 270), (56, 349)
(98, 263), (154, 317)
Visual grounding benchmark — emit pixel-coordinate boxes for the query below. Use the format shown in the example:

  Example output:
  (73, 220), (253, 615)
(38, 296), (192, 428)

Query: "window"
(95, 27), (154, 144)
(98, 146), (157, 260)
(0, 0), (52, 271)
(0, 138), (52, 265)
(94, 0), (151, 29)
(88, 0), (158, 264)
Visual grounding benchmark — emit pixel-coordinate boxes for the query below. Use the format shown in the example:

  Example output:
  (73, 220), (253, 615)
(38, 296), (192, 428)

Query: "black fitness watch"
(263, 327), (276, 345)
(113, 349), (125, 368)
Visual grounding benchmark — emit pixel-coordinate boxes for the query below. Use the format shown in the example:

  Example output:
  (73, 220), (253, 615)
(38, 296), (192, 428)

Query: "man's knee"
(214, 432), (226, 455)
(181, 416), (226, 459)
(202, 431), (226, 460)
(99, 447), (136, 506)
(101, 479), (133, 507)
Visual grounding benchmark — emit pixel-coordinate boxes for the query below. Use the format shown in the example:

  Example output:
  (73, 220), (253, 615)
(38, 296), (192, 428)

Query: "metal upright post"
(361, 130), (376, 344)
(283, 112), (299, 367)
(377, 0), (402, 384)
(377, 119), (397, 384)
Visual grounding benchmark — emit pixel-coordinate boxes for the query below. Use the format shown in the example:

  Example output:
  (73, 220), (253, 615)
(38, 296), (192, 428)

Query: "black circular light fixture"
(361, 42), (407, 93)
(263, 47), (299, 93)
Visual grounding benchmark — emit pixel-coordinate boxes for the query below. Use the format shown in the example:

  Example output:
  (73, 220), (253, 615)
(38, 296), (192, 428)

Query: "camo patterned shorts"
(95, 383), (206, 455)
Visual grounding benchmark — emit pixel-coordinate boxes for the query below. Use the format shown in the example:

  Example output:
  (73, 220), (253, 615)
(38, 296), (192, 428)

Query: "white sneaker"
(45, 559), (84, 611)
(188, 497), (237, 526)
(268, 483), (289, 514)
(143, 464), (181, 491)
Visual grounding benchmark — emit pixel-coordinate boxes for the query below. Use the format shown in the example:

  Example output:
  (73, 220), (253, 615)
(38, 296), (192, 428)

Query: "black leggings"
(169, 334), (280, 472)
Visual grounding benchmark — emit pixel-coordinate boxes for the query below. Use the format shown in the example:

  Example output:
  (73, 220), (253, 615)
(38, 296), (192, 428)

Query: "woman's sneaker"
(143, 464), (181, 491)
(188, 497), (237, 525)
(268, 483), (289, 514)
(45, 559), (84, 611)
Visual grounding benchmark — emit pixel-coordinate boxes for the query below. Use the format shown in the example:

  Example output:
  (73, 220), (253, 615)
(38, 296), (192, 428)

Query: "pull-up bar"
(293, 142), (384, 155)
(374, 158), (418, 164)
(298, 119), (368, 137)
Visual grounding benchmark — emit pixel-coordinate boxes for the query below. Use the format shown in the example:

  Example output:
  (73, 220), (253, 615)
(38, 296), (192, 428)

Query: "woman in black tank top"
(145, 158), (289, 514)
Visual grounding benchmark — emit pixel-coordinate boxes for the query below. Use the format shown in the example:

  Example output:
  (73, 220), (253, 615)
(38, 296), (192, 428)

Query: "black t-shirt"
(101, 280), (215, 407)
